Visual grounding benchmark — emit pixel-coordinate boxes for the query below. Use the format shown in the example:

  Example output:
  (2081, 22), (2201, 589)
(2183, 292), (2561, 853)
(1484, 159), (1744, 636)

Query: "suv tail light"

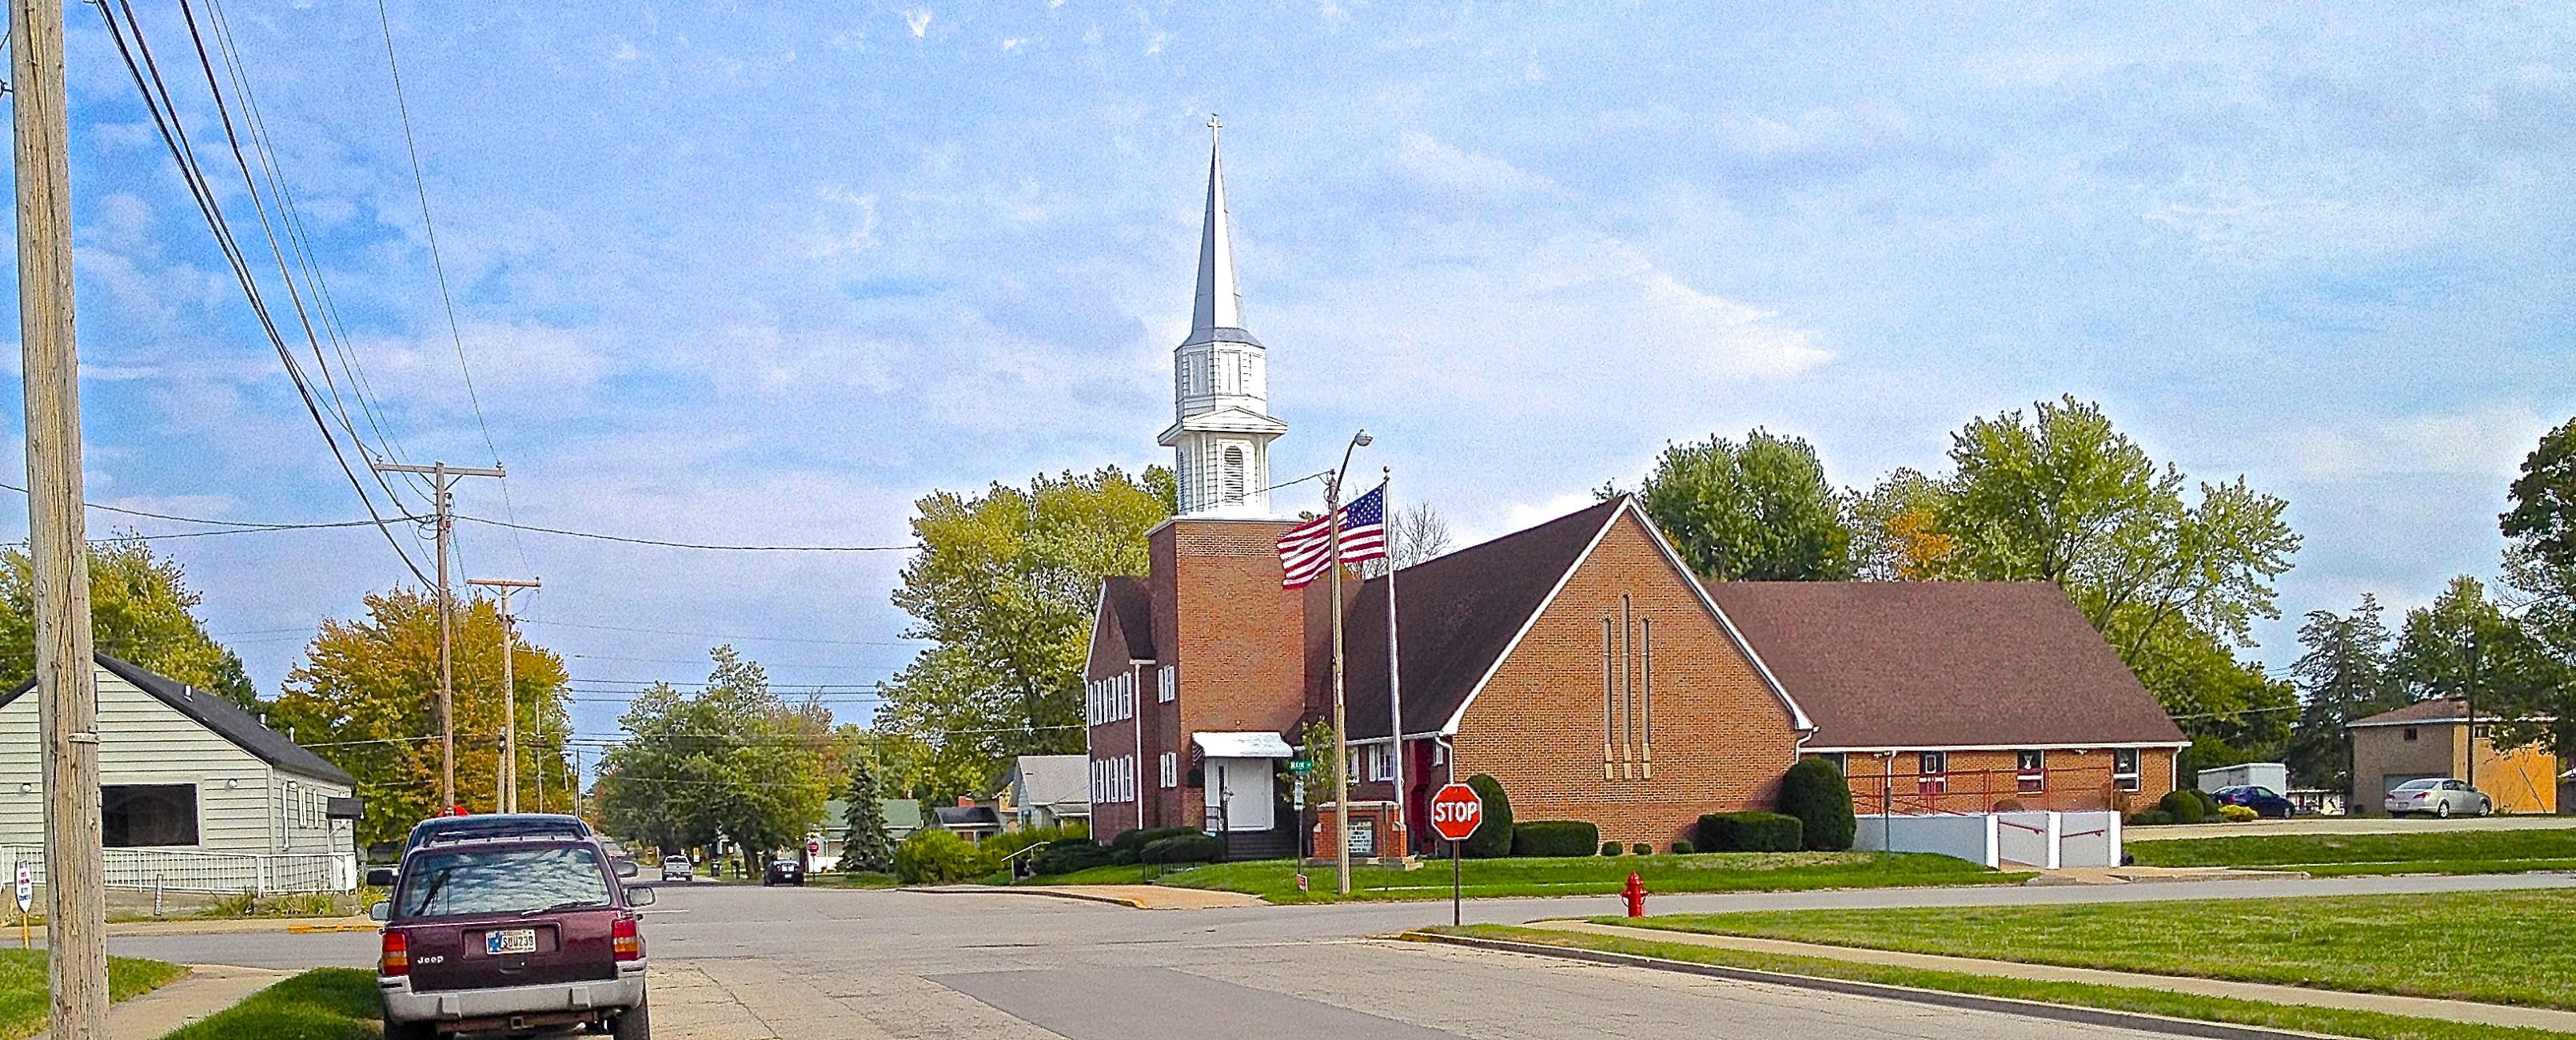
(612, 916), (642, 962)
(380, 929), (410, 976)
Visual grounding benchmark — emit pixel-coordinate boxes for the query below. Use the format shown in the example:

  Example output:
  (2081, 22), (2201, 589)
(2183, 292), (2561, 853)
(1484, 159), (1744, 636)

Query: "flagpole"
(1383, 468), (1406, 859)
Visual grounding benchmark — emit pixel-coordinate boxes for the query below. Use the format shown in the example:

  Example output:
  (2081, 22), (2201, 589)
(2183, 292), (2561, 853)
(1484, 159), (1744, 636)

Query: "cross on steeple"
(1208, 114), (1222, 138)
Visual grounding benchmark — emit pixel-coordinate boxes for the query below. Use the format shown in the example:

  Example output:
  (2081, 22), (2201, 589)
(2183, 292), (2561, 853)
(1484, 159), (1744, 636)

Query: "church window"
(1222, 446), (1246, 504)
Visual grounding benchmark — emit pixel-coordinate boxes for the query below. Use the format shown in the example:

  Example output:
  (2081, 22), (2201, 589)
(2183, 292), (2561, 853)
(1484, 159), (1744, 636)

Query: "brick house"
(1082, 126), (2184, 855)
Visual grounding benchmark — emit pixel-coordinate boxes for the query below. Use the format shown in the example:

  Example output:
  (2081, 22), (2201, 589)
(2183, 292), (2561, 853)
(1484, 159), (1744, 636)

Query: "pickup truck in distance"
(374, 836), (655, 1038)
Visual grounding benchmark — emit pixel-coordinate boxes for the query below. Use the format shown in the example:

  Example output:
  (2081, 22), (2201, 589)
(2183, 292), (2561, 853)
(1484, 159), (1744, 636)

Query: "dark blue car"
(2212, 785), (2295, 819)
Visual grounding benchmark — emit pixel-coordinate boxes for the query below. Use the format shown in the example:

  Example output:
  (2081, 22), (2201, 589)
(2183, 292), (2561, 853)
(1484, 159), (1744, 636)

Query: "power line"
(453, 514), (918, 552)
(520, 617), (920, 647)
(92, 0), (432, 588)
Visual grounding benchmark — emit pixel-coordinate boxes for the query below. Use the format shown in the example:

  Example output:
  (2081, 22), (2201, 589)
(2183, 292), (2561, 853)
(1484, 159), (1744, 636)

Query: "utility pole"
(468, 577), (540, 813)
(373, 461), (504, 812)
(1326, 430), (1370, 896)
(14, 0), (108, 1029)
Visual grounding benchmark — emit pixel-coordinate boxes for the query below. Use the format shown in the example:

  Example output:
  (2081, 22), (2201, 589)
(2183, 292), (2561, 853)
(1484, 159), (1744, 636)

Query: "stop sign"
(1428, 783), (1483, 842)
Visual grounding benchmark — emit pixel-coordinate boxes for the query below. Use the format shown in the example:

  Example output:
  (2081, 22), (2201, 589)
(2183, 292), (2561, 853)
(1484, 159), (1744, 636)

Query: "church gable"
(1084, 576), (1156, 681)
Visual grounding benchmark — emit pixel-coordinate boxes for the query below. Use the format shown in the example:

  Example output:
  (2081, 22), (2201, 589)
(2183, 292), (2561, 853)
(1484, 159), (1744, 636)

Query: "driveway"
(97, 872), (2576, 1038)
(2128, 813), (2576, 841)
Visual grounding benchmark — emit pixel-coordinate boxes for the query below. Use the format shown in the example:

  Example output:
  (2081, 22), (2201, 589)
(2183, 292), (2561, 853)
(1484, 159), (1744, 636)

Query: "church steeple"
(1159, 116), (1288, 517)
(1193, 117), (1244, 334)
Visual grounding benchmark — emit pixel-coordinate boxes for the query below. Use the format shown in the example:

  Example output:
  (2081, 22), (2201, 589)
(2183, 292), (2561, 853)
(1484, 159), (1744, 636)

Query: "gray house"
(0, 655), (361, 892)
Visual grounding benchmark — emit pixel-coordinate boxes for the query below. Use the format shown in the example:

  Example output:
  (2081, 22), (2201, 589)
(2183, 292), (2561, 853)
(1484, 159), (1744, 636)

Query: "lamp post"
(1327, 428), (1370, 896)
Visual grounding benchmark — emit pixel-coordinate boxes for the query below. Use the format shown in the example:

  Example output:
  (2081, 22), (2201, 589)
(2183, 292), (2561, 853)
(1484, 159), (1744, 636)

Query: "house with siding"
(2347, 699), (2563, 815)
(0, 655), (361, 892)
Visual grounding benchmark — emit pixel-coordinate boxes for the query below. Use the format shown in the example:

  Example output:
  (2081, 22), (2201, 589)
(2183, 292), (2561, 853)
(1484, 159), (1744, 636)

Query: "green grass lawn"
(0, 949), (187, 1040)
(1150, 851), (2024, 903)
(1019, 863), (1158, 887)
(1430, 924), (2568, 1040)
(805, 871), (900, 889)
(1609, 887), (2576, 1010)
(2129, 828), (2576, 871)
(157, 968), (379, 1040)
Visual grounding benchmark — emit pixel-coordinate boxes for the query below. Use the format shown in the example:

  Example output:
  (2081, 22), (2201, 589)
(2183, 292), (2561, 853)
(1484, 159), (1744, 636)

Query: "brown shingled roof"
(1702, 581), (2187, 751)
(2347, 698), (2554, 727)
(1099, 576), (1156, 661)
(1342, 497), (1625, 739)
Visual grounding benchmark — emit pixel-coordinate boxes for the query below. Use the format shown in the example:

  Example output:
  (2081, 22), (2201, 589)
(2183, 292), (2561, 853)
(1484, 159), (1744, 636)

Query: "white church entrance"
(1194, 732), (1294, 833)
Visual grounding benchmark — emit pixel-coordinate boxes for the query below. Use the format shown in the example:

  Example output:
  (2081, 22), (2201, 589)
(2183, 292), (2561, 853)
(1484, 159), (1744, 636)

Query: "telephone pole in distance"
(468, 577), (540, 813)
(372, 460), (504, 811)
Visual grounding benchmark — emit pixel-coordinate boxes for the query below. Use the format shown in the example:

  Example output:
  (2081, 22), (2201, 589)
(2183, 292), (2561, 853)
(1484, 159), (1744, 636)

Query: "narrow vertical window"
(1640, 617), (1653, 779)
(1222, 445), (1246, 504)
(1602, 618), (1616, 780)
(1620, 595), (1635, 780)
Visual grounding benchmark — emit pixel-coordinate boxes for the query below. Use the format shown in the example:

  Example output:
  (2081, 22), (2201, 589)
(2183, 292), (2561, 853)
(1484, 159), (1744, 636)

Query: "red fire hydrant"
(1622, 871), (1647, 918)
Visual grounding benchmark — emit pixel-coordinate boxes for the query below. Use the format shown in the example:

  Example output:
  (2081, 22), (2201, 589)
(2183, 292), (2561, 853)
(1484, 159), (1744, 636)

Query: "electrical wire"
(519, 618), (920, 647)
(452, 514), (918, 552)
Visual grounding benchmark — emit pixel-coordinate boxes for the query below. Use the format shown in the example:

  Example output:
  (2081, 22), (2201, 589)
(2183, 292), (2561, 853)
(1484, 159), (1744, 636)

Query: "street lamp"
(1328, 428), (1369, 896)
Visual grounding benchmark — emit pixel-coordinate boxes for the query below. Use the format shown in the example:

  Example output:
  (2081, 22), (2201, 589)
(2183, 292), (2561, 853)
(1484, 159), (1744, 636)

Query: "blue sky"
(10, 3), (2573, 751)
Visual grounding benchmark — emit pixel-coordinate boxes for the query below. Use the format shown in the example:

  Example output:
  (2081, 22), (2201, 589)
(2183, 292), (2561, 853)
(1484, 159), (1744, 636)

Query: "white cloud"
(2274, 403), (2555, 482)
(1390, 132), (1551, 197)
(1718, 102), (1918, 157)
(902, 9), (931, 38)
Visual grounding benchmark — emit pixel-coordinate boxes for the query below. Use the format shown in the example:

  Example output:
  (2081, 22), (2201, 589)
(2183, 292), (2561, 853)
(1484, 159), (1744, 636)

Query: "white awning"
(1193, 731), (1296, 759)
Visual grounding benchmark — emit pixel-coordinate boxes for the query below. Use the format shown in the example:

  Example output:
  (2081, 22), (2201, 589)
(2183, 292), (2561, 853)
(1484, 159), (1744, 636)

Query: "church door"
(1203, 759), (1275, 832)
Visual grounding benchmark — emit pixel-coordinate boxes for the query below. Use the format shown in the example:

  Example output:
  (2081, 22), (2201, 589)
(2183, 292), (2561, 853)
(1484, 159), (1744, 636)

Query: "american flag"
(1278, 484), (1387, 589)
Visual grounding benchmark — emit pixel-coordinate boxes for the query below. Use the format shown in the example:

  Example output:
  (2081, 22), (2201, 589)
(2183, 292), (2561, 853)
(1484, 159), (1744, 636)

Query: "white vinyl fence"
(1854, 811), (2123, 870)
(2, 847), (356, 895)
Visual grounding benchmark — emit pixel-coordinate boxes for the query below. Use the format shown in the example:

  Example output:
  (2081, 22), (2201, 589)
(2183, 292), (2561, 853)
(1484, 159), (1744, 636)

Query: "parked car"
(659, 857), (694, 883)
(2384, 778), (2493, 818)
(372, 836), (653, 1039)
(368, 814), (598, 887)
(2211, 785), (2296, 819)
(762, 859), (805, 887)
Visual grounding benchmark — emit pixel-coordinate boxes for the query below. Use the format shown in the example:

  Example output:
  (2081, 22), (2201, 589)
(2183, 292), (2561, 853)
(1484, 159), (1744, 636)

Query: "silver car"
(660, 856), (695, 883)
(2384, 778), (2492, 818)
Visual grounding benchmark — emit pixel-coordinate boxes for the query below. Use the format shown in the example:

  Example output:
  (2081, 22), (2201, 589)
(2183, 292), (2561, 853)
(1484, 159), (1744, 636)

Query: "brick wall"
(1835, 746), (2175, 815)
(1451, 512), (1799, 848)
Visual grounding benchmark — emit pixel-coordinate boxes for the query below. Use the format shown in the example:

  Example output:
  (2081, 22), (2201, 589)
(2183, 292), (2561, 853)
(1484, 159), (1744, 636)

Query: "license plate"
(486, 929), (536, 955)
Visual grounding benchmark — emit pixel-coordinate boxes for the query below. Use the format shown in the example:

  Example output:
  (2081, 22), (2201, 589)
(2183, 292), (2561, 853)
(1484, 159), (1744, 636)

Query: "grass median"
(157, 968), (379, 1040)
(0, 950), (186, 1040)
(2129, 827), (2576, 875)
(1142, 851), (2025, 903)
(1605, 887), (2576, 1010)
(1426, 924), (2566, 1040)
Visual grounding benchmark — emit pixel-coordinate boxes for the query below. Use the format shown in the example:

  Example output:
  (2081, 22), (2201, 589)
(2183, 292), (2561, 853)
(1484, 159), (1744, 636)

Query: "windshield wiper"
(520, 899), (606, 917)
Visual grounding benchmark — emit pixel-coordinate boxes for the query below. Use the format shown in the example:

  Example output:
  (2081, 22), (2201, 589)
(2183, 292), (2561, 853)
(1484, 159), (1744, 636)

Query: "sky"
(6, 3), (2572, 759)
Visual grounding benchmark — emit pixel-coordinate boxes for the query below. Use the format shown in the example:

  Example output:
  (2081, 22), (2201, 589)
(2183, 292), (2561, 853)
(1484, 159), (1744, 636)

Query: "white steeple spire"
(1193, 115), (1245, 333)
(1160, 115), (1287, 517)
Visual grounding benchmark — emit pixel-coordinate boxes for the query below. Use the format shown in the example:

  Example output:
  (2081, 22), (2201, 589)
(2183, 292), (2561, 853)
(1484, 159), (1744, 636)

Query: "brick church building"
(1084, 128), (2184, 856)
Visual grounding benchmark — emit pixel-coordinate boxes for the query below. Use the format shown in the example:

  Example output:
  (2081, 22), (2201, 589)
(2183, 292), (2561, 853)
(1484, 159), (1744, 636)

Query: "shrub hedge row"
(1696, 811), (1804, 853)
(1509, 819), (1600, 857)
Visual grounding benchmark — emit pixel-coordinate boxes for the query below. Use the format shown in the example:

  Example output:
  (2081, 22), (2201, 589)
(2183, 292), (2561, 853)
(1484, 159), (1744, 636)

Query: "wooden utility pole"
(468, 577), (539, 813)
(13, 0), (108, 1030)
(373, 461), (503, 811)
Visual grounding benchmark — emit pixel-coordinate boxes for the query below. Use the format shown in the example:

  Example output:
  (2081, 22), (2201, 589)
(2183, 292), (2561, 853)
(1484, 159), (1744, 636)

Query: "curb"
(914, 886), (1146, 909)
(1398, 931), (2339, 1040)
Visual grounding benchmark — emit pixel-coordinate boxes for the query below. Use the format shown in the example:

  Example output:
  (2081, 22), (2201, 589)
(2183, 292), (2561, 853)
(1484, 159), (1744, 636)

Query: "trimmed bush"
(1992, 799), (2026, 813)
(1138, 834), (1223, 865)
(1030, 839), (1116, 877)
(1463, 774), (1515, 859)
(1510, 819), (1600, 858)
(1629, 842), (1651, 856)
(2159, 789), (2212, 825)
(2127, 810), (2175, 827)
(1669, 840), (1694, 855)
(1108, 826), (1203, 866)
(892, 829), (995, 885)
(1697, 811), (1804, 853)
(1600, 841), (1623, 856)
(1778, 757), (1858, 851)
(2219, 804), (2259, 823)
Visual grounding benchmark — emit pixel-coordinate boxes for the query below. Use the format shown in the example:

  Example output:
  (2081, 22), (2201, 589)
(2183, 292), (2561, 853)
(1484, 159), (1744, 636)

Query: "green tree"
(2501, 416), (2576, 569)
(2285, 595), (2403, 796)
(835, 759), (895, 873)
(1931, 396), (2300, 758)
(875, 465), (1174, 795)
(2393, 576), (2565, 761)
(1634, 429), (1855, 581)
(271, 588), (573, 847)
(1844, 468), (1956, 580)
(596, 648), (832, 863)
(0, 537), (255, 707)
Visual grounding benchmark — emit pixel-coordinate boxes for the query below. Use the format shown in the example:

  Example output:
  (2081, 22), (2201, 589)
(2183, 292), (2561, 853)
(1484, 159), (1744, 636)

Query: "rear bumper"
(380, 963), (646, 1026)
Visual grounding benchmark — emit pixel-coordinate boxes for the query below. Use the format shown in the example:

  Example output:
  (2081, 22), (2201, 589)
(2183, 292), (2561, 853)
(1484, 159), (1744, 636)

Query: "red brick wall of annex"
(1450, 511), (1800, 849)
(1124, 519), (1306, 840)
(1834, 747), (2176, 815)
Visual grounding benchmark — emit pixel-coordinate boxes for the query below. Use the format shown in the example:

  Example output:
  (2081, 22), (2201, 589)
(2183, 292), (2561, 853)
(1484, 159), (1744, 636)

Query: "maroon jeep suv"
(373, 835), (654, 1038)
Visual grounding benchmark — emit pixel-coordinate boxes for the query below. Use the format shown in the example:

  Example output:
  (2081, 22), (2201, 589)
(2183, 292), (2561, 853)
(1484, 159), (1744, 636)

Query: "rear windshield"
(409, 821), (586, 851)
(399, 846), (612, 918)
(2394, 779), (2440, 791)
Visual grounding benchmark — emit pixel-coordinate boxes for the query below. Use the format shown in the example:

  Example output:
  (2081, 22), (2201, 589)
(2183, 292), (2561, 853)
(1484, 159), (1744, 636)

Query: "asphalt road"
(102, 871), (2576, 1038)
(2127, 813), (2576, 841)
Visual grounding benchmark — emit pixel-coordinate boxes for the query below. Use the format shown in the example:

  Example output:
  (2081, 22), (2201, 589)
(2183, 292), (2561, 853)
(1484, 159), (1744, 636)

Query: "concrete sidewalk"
(30, 964), (289, 1040)
(1534, 919), (2576, 1032)
(2128, 814), (2576, 841)
(17, 915), (375, 942)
